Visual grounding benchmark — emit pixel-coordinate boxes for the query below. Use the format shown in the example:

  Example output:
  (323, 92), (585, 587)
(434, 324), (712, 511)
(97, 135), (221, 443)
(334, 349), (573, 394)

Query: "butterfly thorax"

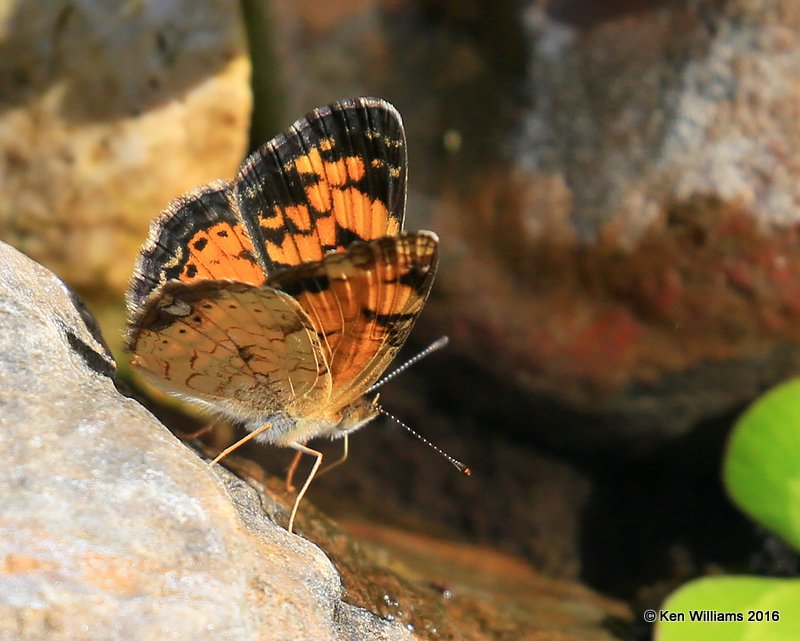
(250, 394), (381, 447)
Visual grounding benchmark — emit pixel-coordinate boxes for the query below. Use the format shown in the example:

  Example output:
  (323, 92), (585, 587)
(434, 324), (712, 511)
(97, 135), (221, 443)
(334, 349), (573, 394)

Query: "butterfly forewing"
(126, 182), (267, 318)
(234, 97), (407, 273)
(267, 232), (438, 409)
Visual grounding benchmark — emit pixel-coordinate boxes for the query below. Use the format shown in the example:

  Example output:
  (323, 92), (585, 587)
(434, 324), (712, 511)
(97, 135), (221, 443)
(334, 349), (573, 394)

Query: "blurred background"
(3, 0), (800, 638)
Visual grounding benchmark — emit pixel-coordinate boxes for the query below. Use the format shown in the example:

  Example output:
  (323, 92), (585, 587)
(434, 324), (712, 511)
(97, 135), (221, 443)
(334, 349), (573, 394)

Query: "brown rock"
(205, 457), (630, 641)
(429, 0), (800, 446)
(333, 521), (631, 641)
(255, 0), (392, 134)
(0, 0), (251, 296)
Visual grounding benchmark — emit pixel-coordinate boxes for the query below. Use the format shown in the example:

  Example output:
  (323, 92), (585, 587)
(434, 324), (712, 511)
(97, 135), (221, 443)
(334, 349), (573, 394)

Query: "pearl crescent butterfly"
(124, 97), (439, 530)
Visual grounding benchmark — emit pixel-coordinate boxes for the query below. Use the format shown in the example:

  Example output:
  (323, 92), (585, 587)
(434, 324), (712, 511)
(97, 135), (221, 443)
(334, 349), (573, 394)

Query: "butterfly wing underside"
(129, 231), (438, 426)
(128, 281), (331, 421)
(268, 232), (439, 410)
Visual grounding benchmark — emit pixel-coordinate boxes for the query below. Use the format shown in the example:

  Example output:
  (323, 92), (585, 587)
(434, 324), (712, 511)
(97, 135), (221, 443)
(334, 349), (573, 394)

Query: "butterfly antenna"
(378, 406), (471, 476)
(367, 336), (450, 394)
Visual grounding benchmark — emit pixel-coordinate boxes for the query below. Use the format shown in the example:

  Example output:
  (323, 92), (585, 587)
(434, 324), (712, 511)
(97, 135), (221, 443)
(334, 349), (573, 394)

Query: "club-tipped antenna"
(378, 406), (471, 476)
(367, 336), (450, 394)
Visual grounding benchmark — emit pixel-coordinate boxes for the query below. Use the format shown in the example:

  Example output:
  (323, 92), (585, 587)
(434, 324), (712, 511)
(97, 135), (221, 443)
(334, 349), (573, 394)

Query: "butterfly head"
(334, 394), (381, 437)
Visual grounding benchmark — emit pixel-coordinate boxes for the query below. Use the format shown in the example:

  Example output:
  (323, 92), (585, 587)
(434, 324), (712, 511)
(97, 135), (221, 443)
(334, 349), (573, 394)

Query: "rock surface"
(334, 520), (631, 641)
(0, 0), (251, 295)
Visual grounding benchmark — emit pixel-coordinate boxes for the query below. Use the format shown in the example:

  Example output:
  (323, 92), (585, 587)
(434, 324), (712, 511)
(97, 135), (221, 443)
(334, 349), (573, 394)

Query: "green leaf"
(723, 378), (800, 550)
(655, 576), (800, 640)
(657, 380), (800, 640)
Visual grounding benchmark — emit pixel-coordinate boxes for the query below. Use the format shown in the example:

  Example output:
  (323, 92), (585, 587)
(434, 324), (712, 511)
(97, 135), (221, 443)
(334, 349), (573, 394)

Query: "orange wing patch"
(234, 98), (407, 273)
(127, 182), (267, 316)
(178, 220), (265, 285)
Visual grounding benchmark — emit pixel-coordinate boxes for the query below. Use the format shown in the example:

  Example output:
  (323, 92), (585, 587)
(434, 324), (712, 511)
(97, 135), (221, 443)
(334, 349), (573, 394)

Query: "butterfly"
(125, 97), (439, 531)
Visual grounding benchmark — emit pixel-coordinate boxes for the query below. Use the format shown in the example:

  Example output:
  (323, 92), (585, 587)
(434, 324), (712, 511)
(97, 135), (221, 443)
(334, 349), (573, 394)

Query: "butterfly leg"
(287, 443), (323, 533)
(316, 433), (349, 479)
(208, 422), (272, 466)
(285, 449), (303, 492)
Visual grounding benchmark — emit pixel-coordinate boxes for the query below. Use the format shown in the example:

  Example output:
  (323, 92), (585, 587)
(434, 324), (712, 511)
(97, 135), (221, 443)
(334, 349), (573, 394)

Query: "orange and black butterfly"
(125, 98), (438, 531)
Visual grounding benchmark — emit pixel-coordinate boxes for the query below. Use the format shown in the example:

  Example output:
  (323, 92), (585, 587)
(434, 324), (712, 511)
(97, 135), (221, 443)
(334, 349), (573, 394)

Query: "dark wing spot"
(261, 224), (288, 248)
(193, 238), (208, 251)
(335, 226), (365, 248)
(397, 265), (432, 293)
(360, 307), (417, 326)
(217, 230), (229, 237)
(278, 273), (331, 297)
(186, 264), (198, 278)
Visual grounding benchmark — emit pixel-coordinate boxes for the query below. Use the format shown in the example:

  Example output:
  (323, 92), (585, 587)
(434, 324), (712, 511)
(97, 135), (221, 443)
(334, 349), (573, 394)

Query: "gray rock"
(0, 239), (412, 640)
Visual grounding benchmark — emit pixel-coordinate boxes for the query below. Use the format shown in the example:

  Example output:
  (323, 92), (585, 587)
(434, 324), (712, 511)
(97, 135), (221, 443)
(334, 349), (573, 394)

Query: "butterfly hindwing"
(128, 280), (330, 418)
